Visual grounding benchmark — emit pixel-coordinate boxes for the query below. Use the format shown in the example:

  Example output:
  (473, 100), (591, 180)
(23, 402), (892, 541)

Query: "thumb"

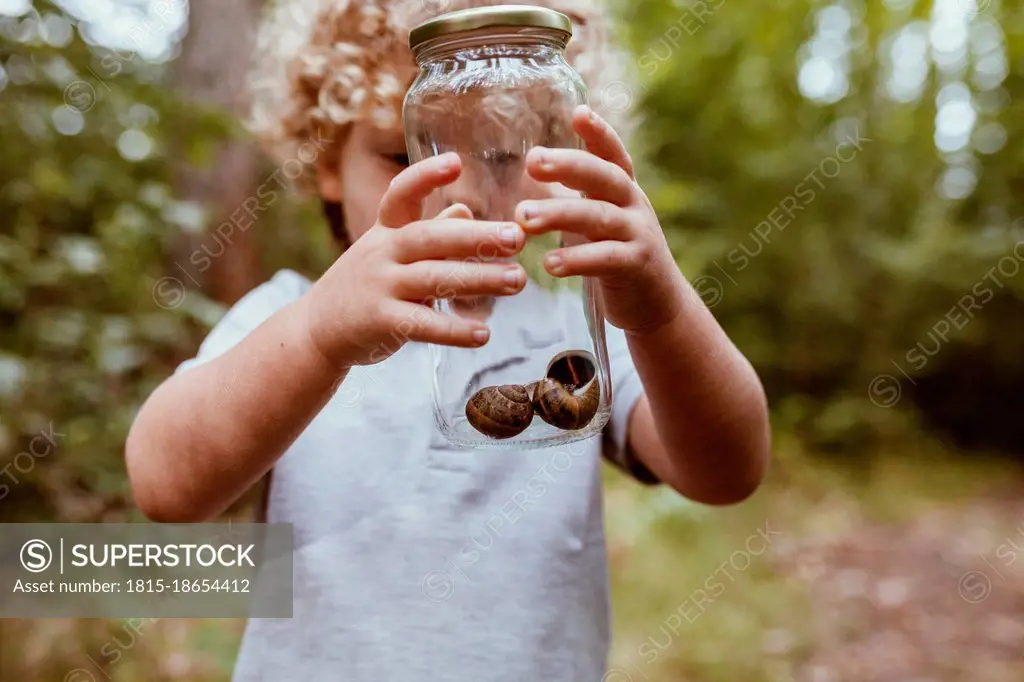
(435, 203), (474, 220)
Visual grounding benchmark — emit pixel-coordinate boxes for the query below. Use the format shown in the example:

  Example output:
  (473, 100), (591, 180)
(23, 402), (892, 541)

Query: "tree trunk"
(172, 0), (264, 304)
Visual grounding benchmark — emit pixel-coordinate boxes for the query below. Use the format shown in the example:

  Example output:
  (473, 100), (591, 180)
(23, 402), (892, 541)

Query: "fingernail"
(500, 225), (521, 248)
(441, 153), (459, 171)
(472, 328), (489, 345)
(546, 253), (565, 275)
(534, 149), (553, 171)
(503, 267), (524, 291)
(519, 203), (539, 227)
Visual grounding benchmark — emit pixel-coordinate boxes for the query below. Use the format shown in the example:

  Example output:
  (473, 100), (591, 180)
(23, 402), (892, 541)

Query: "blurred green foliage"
(0, 1), (332, 523)
(611, 0), (1024, 453)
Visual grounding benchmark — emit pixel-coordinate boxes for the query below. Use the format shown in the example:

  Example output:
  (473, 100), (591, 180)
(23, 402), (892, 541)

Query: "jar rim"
(408, 5), (572, 51)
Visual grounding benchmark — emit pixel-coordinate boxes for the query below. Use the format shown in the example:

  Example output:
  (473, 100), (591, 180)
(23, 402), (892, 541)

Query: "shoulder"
(212, 268), (311, 335)
(176, 269), (313, 373)
(231, 269), (312, 319)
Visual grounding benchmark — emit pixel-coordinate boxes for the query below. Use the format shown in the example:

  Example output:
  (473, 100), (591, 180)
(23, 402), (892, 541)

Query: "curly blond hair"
(247, 0), (636, 194)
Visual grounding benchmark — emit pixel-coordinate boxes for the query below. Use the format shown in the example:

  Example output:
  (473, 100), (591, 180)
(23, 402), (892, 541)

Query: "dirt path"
(773, 498), (1024, 681)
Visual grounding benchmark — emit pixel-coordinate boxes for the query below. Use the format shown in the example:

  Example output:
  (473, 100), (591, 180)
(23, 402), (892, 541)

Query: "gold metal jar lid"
(409, 5), (573, 51)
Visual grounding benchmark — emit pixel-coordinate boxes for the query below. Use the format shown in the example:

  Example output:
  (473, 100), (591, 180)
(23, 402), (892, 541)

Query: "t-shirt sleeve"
(175, 269), (312, 375)
(602, 323), (660, 485)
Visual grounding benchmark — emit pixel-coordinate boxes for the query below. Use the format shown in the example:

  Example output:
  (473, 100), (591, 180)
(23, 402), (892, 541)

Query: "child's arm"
(620, 308), (770, 505)
(516, 106), (770, 504)
(126, 294), (342, 522)
(127, 153), (528, 522)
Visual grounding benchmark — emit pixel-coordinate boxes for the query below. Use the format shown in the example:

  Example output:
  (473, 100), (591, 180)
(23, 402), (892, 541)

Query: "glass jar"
(404, 6), (612, 449)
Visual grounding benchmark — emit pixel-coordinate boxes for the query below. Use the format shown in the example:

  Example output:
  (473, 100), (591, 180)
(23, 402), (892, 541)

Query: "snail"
(465, 383), (534, 439)
(532, 350), (601, 431)
(465, 350), (601, 439)
(532, 376), (600, 431)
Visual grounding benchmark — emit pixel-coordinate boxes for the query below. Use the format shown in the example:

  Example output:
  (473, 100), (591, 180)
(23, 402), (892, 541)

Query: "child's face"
(327, 119), (559, 244)
(331, 120), (411, 243)
(322, 70), (576, 244)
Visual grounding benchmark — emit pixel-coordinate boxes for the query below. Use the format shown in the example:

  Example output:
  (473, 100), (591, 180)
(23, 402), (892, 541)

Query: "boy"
(126, 0), (770, 679)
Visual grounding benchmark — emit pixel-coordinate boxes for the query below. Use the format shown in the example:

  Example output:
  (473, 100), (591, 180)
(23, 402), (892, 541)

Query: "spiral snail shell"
(532, 374), (600, 431)
(464, 350), (601, 439)
(465, 384), (534, 439)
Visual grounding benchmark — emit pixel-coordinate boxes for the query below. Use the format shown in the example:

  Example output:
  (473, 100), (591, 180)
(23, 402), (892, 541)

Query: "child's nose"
(437, 157), (534, 221)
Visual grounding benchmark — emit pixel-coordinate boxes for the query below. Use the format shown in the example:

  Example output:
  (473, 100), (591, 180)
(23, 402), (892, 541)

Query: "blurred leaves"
(610, 0), (1024, 450)
(0, 1), (328, 524)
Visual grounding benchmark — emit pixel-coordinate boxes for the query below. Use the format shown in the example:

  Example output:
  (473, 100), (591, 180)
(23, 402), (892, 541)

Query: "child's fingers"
(434, 203), (474, 220)
(394, 219), (524, 263)
(378, 153), (462, 228)
(394, 260), (526, 301)
(525, 147), (635, 206)
(573, 105), (636, 180)
(388, 302), (492, 348)
(514, 198), (631, 242)
(543, 240), (650, 278)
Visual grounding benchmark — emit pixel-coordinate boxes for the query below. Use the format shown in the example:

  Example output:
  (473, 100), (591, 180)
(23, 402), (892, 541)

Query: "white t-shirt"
(177, 269), (653, 681)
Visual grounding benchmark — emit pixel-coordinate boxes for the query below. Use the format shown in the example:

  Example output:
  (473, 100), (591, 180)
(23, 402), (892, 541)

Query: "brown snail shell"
(533, 376), (600, 431)
(546, 350), (597, 392)
(465, 384), (534, 439)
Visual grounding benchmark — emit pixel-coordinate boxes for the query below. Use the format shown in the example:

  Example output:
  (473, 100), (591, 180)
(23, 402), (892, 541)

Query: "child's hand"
(305, 153), (527, 368)
(515, 106), (687, 336)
